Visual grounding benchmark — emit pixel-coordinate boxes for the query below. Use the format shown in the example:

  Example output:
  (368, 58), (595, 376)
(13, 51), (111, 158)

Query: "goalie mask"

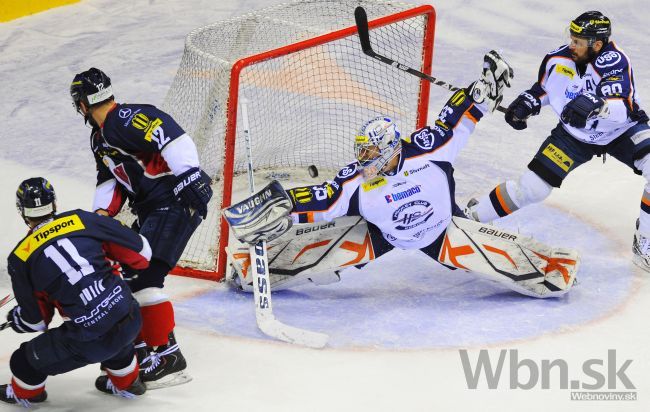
(16, 177), (57, 224)
(354, 116), (401, 179)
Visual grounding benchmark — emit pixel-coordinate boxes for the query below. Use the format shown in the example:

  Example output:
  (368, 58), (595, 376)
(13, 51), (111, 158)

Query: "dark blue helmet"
(570, 11), (611, 45)
(70, 67), (113, 114)
(16, 177), (57, 220)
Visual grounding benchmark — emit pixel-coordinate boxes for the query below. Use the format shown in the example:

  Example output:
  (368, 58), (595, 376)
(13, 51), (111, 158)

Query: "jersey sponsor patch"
(384, 185), (421, 203)
(290, 187), (313, 204)
(412, 127), (435, 150)
(337, 164), (358, 179)
(403, 162), (431, 177)
(542, 143), (574, 172)
(555, 64), (575, 79)
(118, 108), (132, 119)
(361, 176), (387, 191)
(595, 51), (622, 68)
(14, 215), (86, 262)
(392, 200), (434, 230)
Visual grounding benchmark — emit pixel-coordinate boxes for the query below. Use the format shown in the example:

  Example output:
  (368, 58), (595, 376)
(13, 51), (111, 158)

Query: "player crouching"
(224, 51), (579, 299)
(1, 178), (150, 406)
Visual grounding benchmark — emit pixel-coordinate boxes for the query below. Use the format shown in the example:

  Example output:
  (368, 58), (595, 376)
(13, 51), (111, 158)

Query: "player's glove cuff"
(173, 167), (213, 219)
(560, 92), (607, 129)
(7, 306), (45, 333)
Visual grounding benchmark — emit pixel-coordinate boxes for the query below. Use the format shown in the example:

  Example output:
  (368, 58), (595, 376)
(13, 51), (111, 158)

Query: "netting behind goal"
(163, 0), (436, 280)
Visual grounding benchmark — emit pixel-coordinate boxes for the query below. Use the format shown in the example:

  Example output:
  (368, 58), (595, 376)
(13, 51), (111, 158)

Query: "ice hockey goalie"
(224, 51), (579, 299)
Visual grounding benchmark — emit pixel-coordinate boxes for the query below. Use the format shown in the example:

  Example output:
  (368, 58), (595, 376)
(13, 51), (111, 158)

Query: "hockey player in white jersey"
(225, 51), (579, 298)
(464, 12), (650, 271)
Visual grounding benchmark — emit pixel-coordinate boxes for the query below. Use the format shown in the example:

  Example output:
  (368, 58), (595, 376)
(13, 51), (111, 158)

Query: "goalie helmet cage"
(163, 0), (436, 281)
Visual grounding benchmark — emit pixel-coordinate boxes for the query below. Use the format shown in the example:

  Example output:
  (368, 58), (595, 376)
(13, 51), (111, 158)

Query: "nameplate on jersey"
(542, 144), (574, 172)
(14, 215), (86, 262)
(362, 176), (387, 191)
(555, 64), (575, 79)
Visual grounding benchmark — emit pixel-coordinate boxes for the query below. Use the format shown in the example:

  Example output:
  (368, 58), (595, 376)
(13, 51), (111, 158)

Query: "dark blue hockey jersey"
(91, 103), (201, 215)
(8, 210), (152, 340)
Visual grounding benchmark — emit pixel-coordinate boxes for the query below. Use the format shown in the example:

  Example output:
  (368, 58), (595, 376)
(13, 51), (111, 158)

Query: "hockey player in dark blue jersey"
(466, 11), (650, 271)
(1, 178), (152, 406)
(70, 67), (212, 388)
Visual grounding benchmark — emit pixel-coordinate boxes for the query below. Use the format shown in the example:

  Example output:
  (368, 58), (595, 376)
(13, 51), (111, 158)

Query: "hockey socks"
(133, 288), (175, 347)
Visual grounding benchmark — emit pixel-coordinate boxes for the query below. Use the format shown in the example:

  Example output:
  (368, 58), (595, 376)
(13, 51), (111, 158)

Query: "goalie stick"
(240, 98), (329, 349)
(354, 6), (508, 114)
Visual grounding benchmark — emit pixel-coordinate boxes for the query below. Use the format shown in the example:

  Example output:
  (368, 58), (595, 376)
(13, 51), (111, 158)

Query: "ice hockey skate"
(633, 228), (650, 272)
(139, 332), (192, 389)
(95, 375), (147, 398)
(0, 384), (47, 407)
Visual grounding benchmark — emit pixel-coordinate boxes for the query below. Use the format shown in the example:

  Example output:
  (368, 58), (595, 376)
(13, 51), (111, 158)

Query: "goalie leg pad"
(228, 216), (373, 291)
(438, 217), (579, 298)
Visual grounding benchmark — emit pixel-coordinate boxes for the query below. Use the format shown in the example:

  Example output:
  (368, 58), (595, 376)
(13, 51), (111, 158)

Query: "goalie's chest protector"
(358, 156), (452, 250)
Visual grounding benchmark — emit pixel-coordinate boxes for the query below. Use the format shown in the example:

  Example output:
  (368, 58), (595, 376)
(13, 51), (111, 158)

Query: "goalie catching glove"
(223, 180), (293, 244)
(469, 50), (514, 112)
(173, 167), (213, 219)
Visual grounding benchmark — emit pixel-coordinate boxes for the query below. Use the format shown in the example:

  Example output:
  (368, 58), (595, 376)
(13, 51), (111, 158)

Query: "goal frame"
(171, 4), (436, 281)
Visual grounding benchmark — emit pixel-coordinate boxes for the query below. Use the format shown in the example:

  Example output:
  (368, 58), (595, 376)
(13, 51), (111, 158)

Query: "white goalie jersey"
(288, 92), (487, 250)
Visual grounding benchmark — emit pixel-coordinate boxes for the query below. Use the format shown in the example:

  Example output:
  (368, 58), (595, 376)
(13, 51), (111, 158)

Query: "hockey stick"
(0, 294), (13, 309)
(0, 295), (14, 332)
(354, 6), (508, 114)
(240, 98), (329, 349)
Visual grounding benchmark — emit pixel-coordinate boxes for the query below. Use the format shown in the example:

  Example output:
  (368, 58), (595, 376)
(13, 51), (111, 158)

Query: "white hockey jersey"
(529, 42), (645, 145)
(288, 92), (487, 250)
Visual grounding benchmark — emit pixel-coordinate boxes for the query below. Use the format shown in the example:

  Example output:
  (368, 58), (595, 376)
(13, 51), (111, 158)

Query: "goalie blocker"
(224, 183), (579, 298)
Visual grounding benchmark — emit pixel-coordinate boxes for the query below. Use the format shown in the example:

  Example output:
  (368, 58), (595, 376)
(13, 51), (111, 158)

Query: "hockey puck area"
(175, 203), (636, 350)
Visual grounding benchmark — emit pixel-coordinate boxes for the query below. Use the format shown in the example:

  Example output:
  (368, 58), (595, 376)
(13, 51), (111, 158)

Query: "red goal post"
(164, 1), (437, 281)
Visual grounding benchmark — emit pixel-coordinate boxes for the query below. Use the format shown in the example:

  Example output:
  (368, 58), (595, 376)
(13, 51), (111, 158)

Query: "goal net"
(163, 0), (436, 280)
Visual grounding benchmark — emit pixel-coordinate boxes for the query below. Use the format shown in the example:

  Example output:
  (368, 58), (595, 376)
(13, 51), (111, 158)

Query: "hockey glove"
(561, 93), (607, 129)
(173, 167), (213, 219)
(6, 306), (42, 333)
(469, 50), (514, 113)
(223, 180), (293, 244)
(504, 91), (542, 130)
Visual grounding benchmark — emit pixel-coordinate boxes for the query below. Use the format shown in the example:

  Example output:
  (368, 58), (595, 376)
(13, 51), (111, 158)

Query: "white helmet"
(354, 116), (401, 179)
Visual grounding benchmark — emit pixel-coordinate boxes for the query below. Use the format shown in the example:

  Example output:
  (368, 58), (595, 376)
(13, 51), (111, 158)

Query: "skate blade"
(144, 371), (192, 390)
(632, 255), (650, 273)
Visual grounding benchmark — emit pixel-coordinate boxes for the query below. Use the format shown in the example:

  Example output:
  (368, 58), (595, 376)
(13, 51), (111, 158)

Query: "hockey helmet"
(70, 67), (113, 114)
(569, 11), (611, 45)
(16, 177), (57, 220)
(354, 116), (401, 179)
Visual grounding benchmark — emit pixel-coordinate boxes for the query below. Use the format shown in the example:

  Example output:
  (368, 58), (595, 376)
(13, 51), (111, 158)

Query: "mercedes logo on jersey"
(392, 200), (434, 230)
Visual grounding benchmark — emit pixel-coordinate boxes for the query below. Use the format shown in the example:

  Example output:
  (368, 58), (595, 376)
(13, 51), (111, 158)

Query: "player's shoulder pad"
(11, 210), (90, 263)
(334, 161), (362, 183)
(546, 44), (572, 59)
(591, 42), (630, 77)
(401, 122), (451, 158)
(538, 45), (573, 82)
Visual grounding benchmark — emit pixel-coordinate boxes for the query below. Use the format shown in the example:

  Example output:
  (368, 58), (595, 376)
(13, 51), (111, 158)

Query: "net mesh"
(162, 0), (433, 277)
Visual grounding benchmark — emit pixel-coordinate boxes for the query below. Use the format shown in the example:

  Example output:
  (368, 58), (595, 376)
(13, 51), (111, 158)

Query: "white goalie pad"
(227, 216), (374, 291)
(439, 217), (579, 298)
